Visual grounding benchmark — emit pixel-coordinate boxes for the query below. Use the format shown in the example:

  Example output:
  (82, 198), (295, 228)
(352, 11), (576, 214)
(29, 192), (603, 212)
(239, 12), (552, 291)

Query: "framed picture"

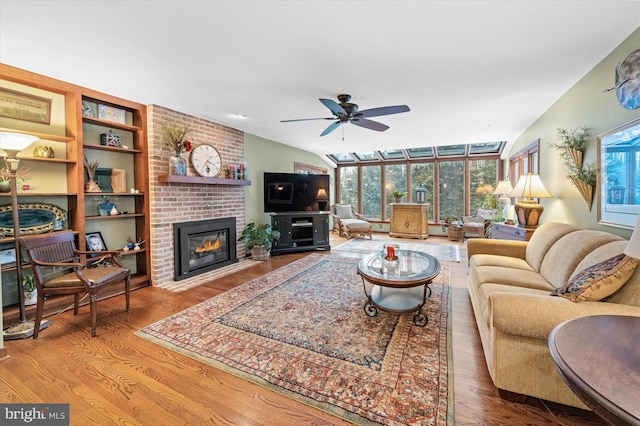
(0, 87), (52, 124)
(98, 104), (126, 124)
(597, 117), (640, 229)
(85, 231), (108, 254)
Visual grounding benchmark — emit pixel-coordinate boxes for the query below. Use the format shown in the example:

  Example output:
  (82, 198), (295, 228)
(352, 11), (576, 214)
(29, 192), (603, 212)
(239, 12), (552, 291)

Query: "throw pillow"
(334, 204), (354, 219)
(551, 253), (638, 302)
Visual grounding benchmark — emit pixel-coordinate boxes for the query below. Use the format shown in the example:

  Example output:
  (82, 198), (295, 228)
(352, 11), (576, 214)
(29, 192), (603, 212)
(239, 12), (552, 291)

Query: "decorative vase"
(98, 201), (116, 216)
(169, 153), (187, 176)
(0, 180), (11, 193)
(85, 180), (102, 192)
(24, 289), (37, 306)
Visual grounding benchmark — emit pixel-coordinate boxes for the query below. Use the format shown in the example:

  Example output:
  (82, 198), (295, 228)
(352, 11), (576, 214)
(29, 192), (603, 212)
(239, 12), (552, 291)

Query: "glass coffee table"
(357, 249), (441, 327)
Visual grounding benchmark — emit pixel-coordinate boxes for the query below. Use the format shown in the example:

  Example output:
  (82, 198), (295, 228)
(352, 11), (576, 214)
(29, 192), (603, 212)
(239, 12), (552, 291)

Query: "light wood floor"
(0, 234), (603, 425)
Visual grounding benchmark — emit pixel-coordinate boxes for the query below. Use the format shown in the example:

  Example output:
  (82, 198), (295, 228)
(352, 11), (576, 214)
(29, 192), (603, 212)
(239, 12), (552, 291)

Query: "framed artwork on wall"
(597, 117), (640, 229)
(0, 87), (52, 124)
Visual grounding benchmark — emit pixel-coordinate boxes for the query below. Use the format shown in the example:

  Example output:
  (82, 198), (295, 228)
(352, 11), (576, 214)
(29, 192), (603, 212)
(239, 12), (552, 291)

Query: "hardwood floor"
(0, 234), (603, 425)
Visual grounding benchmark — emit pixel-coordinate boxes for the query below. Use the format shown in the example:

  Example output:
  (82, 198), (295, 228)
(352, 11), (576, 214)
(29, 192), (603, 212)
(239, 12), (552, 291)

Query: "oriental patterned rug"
(333, 236), (461, 263)
(136, 254), (453, 425)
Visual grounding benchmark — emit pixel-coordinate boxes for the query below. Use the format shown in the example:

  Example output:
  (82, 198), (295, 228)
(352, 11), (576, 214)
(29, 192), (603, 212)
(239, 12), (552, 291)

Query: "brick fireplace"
(148, 105), (247, 288)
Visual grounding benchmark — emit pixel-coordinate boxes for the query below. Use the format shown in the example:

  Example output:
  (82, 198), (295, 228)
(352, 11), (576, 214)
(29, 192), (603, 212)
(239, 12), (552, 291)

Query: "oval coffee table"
(357, 249), (441, 327)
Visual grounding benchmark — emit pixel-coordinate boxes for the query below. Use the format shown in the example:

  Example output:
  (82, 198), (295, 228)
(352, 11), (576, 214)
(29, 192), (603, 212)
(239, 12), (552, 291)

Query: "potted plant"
(23, 274), (37, 306)
(550, 126), (596, 209)
(83, 156), (101, 192)
(0, 165), (30, 193)
(237, 223), (281, 261)
(391, 189), (406, 203)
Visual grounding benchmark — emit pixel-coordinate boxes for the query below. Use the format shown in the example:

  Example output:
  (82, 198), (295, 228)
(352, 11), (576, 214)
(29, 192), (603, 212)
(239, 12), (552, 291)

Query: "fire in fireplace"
(173, 217), (237, 280)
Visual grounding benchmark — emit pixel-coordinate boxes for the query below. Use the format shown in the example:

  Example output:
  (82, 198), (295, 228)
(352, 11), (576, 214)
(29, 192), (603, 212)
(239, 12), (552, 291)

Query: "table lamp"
(508, 173), (552, 229)
(493, 180), (513, 217)
(1, 131), (51, 340)
(316, 188), (328, 211)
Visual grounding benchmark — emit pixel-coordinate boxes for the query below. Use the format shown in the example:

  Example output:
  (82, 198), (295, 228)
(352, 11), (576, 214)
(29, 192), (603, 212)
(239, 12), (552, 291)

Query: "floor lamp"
(1, 132), (51, 340)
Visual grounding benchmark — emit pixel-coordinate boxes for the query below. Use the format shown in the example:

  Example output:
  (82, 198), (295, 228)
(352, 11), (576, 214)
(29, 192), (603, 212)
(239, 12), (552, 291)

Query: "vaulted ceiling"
(1, 1), (638, 161)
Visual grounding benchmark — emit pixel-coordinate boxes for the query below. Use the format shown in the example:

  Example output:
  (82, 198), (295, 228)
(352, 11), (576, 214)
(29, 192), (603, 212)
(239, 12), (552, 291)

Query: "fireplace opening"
(173, 217), (237, 280)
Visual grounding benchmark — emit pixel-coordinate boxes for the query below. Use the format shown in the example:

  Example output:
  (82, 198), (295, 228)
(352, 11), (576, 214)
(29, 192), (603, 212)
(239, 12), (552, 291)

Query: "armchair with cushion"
(20, 231), (131, 338)
(463, 208), (497, 239)
(330, 204), (372, 239)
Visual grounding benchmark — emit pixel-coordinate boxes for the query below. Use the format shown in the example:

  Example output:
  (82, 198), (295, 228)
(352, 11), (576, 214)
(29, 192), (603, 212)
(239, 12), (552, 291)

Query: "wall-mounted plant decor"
(550, 126), (596, 210)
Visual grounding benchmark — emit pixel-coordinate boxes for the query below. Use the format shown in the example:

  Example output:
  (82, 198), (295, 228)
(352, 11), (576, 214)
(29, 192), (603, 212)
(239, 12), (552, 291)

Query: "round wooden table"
(357, 249), (440, 327)
(548, 315), (640, 425)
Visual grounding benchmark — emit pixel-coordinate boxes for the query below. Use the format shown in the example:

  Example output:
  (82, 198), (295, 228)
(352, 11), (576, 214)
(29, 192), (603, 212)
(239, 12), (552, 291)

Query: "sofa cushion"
(469, 253), (534, 271)
(551, 253), (638, 302)
(334, 204), (354, 219)
(540, 230), (625, 289)
(469, 265), (554, 293)
(525, 223), (581, 272)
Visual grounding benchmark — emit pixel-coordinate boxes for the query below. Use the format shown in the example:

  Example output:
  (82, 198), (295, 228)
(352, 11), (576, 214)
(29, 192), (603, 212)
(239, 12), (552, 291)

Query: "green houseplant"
(23, 274), (37, 306)
(550, 126), (596, 209)
(237, 223), (281, 260)
(391, 189), (406, 203)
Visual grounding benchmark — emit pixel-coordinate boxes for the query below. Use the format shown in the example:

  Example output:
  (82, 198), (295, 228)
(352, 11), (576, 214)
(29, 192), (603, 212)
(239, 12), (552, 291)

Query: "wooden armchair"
(19, 231), (131, 338)
(330, 204), (372, 239)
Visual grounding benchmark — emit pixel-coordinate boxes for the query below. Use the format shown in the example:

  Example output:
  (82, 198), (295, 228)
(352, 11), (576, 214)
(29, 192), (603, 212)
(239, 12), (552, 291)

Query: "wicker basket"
(250, 245), (271, 261)
(447, 226), (464, 242)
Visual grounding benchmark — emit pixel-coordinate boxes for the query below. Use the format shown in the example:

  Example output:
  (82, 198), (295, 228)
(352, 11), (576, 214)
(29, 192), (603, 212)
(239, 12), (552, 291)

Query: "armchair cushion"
(334, 204), (354, 219)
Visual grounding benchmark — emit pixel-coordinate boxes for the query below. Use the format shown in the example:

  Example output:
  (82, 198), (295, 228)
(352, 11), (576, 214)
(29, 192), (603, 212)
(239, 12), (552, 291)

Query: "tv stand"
(270, 212), (330, 255)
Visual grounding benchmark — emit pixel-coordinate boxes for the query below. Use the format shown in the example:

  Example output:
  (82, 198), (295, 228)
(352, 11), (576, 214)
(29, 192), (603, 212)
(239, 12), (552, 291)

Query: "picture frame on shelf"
(0, 87), (52, 124)
(597, 117), (640, 229)
(98, 104), (126, 124)
(85, 231), (108, 254)
(82, 100), (96, 118)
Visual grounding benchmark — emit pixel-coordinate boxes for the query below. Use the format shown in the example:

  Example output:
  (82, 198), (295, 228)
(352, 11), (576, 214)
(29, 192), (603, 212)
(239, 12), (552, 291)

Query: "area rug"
(136, 254), (453, 425)
(333, 236), (461, 262)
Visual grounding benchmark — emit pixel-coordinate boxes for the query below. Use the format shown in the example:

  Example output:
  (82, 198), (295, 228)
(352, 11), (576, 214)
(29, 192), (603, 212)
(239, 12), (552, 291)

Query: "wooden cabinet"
(490, 222), (533, 241)
(389, 203), (429, 239)
(271, 212), (330, 255)
(1, 64), (150, 313)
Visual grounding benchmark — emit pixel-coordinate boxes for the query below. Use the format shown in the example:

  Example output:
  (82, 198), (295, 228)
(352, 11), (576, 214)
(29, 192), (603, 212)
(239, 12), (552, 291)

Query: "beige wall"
(243, 133), (335, 226)
(508, 27), (640, 239)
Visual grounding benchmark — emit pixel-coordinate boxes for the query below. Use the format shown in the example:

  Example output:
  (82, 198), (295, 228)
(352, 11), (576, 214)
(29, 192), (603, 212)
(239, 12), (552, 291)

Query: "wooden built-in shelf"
(0, 127), (75, 143)
(81, 117), (142, 133)
(0, 192), (77, 197)
(158, 175), (251, 186)
(84, 192), (143, 197)
(85, 213), (144, 220)
(83, 144), (143, 154)
(16, 157), (76, 164)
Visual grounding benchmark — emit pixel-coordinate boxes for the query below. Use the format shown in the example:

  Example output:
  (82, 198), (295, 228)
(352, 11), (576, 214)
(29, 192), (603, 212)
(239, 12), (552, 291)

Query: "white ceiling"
(1, 1), (639, 161)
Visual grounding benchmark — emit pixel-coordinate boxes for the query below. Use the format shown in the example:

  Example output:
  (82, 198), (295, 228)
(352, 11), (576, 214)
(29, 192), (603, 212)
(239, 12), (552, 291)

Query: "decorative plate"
(0, 203), (67, 236)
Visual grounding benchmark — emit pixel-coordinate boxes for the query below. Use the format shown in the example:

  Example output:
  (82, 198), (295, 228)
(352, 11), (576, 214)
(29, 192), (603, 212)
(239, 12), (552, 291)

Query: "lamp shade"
(493, 180), (513, 196)
(508, 174), (552, 199)
(0, 132), (39, 155)
(624, 214), (640, 259)
(315, 188), (328, 200)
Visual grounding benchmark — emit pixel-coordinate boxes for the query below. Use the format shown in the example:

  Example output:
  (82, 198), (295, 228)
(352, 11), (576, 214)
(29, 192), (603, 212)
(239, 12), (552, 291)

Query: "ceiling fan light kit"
(282, 94), (410, 136)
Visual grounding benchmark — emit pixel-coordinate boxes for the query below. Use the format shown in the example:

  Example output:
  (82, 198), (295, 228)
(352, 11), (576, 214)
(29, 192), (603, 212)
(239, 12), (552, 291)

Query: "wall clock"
(190, 144), (222, 177)
(614, 49), (640, 110)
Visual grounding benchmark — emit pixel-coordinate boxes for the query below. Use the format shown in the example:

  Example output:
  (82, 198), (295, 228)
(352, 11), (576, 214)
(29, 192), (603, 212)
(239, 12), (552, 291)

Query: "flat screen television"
(264, 172), (330, 213)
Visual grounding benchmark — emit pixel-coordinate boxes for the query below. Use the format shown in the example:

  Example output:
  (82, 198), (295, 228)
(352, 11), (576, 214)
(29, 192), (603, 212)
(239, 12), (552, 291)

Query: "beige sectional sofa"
(467, 222), (640, 409)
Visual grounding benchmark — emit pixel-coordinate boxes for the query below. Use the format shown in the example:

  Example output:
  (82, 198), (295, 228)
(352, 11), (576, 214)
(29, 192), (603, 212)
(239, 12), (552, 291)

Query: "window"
(411, 163), (434, 221)
(438, 160), (465, 219)
(469, 159), (498, 213)
(384, 163), (407, 219)
(338, 166), (358, 205)
(361, 165), (381, 218)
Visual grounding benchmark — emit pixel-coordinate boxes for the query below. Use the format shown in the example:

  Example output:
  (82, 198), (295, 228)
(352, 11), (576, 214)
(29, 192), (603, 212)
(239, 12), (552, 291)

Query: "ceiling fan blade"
(351, 118), (389, 132)
(320, 120), (343, 137)
(319, 98), (347, 117)
(356, 105), (410, 118)
(280, 117), (334, 122)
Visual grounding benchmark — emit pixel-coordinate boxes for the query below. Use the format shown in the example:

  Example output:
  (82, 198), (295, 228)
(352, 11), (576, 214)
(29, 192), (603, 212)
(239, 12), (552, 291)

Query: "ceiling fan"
(281, 94), (410, 136)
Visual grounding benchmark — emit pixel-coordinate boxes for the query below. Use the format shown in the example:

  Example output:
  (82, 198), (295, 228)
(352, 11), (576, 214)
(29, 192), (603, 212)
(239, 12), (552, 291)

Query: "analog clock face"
(190, 144), (222, 177)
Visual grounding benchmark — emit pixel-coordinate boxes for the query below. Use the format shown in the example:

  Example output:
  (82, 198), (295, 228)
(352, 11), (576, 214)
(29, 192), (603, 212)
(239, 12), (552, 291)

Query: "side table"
(548, 315), (640, 425)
